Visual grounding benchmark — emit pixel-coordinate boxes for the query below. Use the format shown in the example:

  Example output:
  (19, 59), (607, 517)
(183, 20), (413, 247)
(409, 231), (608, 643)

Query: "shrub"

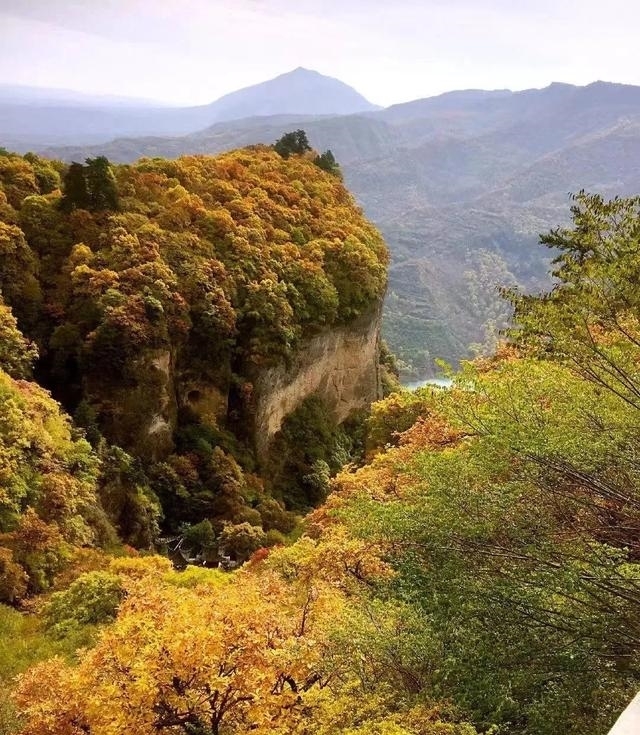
(44, 571), (125, 638)
(0, 548), (28, 604)
(274, 130), (311, 159)
(219, 522), (266, 562)
(264, 529), (286, 547)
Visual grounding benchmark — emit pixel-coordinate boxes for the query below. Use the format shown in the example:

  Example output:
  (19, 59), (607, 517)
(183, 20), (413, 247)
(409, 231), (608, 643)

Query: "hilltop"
(0, 144), (387, 565)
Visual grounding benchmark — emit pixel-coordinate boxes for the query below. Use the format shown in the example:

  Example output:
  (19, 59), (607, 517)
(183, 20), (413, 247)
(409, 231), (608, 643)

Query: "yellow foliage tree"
(15, 567), (345, 735)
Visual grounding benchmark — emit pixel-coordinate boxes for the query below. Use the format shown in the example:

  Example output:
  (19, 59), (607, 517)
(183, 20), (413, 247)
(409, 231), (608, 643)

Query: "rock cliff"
(124, 303), (382, 461)
(126, 302), (383, 465)
(252, 302), (383, 461)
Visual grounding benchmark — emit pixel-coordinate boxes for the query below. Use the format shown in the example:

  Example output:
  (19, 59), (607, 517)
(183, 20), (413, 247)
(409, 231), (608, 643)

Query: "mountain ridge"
(0, 68), (379, 147)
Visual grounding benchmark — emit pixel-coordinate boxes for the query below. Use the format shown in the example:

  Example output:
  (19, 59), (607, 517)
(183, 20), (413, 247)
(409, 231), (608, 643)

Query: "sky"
(1, 0), (640, 107)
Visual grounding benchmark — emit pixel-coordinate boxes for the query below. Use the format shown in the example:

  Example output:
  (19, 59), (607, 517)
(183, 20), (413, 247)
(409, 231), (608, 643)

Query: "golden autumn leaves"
(14, 542), (376, 735)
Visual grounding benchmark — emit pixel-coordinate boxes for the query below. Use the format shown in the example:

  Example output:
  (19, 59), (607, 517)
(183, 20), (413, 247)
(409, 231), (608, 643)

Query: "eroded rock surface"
(253, 303), (382, 460)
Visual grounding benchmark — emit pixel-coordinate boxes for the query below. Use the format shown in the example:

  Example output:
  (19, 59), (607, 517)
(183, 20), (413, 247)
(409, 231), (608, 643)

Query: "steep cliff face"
(84, 347), (177, 461)
(252, 303), (383, 461)
(121, 300), (381, 466)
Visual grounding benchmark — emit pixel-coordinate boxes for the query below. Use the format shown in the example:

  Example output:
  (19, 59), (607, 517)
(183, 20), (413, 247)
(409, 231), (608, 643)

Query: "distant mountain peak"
(269, 67), (332, 82)
(205, 68), (380, 122)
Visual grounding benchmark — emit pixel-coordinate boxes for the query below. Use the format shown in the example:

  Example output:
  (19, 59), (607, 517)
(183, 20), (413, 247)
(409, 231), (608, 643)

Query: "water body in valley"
(402, 376), (454, 391)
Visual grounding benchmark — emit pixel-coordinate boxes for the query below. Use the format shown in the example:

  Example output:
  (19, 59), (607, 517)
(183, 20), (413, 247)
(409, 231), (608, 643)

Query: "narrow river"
(401, 377), (454, 391)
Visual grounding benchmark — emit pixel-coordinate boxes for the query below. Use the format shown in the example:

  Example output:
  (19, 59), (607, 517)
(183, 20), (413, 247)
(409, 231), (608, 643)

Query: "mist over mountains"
(3, 70), (640, 376)
(0, 68), (378, 148)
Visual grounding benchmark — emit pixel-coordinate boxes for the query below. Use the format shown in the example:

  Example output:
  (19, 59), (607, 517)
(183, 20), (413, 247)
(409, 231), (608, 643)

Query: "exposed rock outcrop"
(252, 302), (383, 461)
(94, 301), (383, 465)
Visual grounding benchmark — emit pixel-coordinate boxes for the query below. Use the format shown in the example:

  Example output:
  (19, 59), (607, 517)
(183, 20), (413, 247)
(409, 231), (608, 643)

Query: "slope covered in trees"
(323, 193), (640, 733)
(0, 301), (115, 605)
(9, 192), (640, 734)
(0, 144), (388, 568)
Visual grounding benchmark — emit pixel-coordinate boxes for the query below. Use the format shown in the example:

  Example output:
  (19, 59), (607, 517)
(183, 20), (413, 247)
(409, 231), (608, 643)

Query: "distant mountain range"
(3, 71), (640, 376)
(0, 68), (378, 148)
(0, 85), (169, 108)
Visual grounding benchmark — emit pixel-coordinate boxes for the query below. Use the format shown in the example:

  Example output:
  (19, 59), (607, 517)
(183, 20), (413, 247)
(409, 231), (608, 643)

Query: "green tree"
(97, 446), (162, 548)
(22, 153), (62, 194)
(314, 149), (341, 177)
(182, 519), (217, 557)
(274, 129), (312, 159)
(0, 220), (41, 328)
(508, 192), (640, 410)
(219, 522), (266, 562)
(60, 162), (90, 212)
(85, 156), (120, 211)
(44, 571), (125, 638)
(0, 297), (37, 378)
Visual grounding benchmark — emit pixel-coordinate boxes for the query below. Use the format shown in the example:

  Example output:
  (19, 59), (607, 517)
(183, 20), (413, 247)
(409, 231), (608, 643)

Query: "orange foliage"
(15, 567), (346, 735)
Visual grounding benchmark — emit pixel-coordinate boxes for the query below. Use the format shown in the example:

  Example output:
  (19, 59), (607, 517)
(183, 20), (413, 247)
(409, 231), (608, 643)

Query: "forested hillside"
(0, 143), (388, 607)
(6, 192), (640, 734)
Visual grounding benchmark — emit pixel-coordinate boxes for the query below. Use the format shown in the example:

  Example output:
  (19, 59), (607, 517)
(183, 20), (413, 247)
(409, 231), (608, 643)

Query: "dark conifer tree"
(85, 156), (120, 211)
(60, 162), (90, 212)
(274, 130), (312, 159)
(313, 150), (341, 176)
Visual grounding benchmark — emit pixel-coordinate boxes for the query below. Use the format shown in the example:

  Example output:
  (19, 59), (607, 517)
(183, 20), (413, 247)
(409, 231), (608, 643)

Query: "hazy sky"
(1, 0), (639, 106)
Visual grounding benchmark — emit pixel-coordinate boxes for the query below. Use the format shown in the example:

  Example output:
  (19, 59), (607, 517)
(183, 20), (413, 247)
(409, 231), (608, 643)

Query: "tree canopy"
(274, 129), (312, 159)
(10, 153), (640, 734)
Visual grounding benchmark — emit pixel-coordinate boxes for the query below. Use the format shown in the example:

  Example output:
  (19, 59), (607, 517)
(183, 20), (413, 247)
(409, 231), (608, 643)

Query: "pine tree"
(313, 150), (341, 177)
(274, 130), (311, 159)
(85, 156), (120, 211)
(60, 162), (90, 212)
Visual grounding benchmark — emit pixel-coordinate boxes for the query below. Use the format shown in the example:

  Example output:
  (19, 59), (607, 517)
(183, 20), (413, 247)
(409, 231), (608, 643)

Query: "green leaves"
(61, 157), (120, 213)
(0, 299), (37, 379)
(509, 192), (640, 410)
(274, 129), (312, 159)
(44, 571), (125, 638)
(313, 150), (342, 178)
(316, 194), (640, 732)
